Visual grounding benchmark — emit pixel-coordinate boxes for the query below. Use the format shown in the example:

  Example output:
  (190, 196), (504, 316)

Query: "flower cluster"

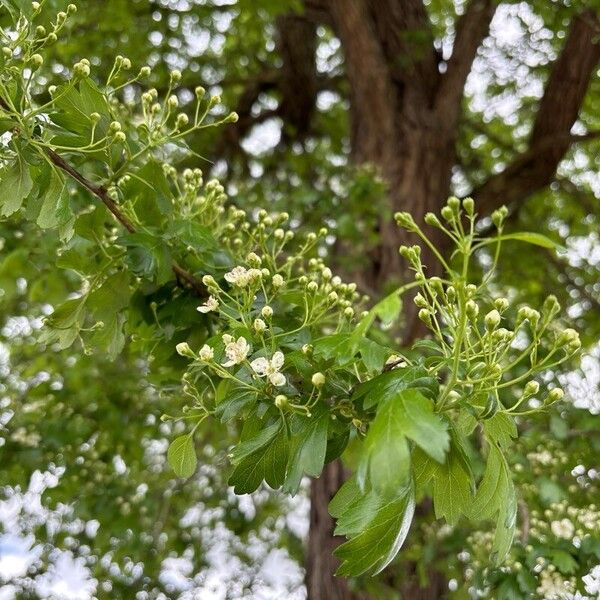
(395, 196), (579, 418)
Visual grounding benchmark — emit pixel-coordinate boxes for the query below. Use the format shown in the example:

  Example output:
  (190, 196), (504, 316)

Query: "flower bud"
(272, 274), (284, 288)
(418, 308), (432, 324)
(492, 206), (508, 228)
(312, 372), (326, 387)
(307, 281), (318, 293)
(462, 197), (475, 215)
(494, 298), (509, 312)
(176, 342), (195, 359)
(394, 211), (416, 230)
(466, 300), (479, 320)
(546, 388), (564, 404)
(429, 277), (443, 294)
(344, 307), (354, 318)
(139, 66), (151, 77)
(302, 344), (313, 355)
(261, 305), (273, 319)
(484, 309), (501, 331)
(202, 274), (216, 286)
(113, 131), (126, 143)
(73, 61), (90, 78)
(275, 395), (288, 409)
(328, 291), (338, 304)
(524, 380), (540, 396)
(246, 252), (261, 267)
(195, 86), (206, 99)
(253, 318), (266, 333)
(447, 196), (461, 212)
(414, 293), (428, 309)
(176, 113), (189, 128)
(30, 53), (43, 69)
(424, 212), (442, 227)
(542, 295), (561, 319)
(170, 69), (182, 83)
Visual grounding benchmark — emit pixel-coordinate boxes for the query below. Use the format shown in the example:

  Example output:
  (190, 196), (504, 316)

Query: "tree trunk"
(305, 460), (366, 600)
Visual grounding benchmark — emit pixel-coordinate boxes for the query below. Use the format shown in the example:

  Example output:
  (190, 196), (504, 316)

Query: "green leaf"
(230, 421), (281, 464)
(548, 550), (578, 575)
(88, 272), (132, 359)
(469, 444), (509, 521)
(359, 396), (411, 492)
(393, 390), (449, 463)
(432, 443), (473, 525)
(120, 232), (172, 284)
(351, 285), (405, 341)
(214, 382), (257, 422)
(358, 338), (389, 373)
(480, 232), (562, 250)
(334, 489), (383, 537)
(0, 158), (33, 217)
(352, 366), (438, 410)
(469, 443), (517, 564)
(283, 411), (329, 495)
(167, 435), (197, 478)
(37, 171), (70, 229)
(229, 422), (289, 493)
(484, 413), (517, 449)
(334, 484), (415, 576)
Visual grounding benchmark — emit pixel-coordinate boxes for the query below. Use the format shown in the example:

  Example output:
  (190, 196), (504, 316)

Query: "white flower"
(583, 565), (600, 595)
(272, 274), (284, 288)
(251, 351), (286, 386)
(222, 336), (250, 367)
(550, 518), (574, 539)
(224, 266), (251, 287)
(199, 344), (214, 361)
(197, 295), (219, 313)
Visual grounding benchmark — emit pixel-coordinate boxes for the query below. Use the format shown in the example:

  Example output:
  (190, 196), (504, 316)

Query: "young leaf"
(334, 484), (415, 577)
(167, 435), (197, 478)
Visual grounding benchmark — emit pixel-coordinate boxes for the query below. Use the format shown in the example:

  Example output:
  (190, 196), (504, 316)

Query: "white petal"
(197, 306), (210, 313)
(222, 360), (234, 368)
(271, 351), (284, 370)
(250, 357), (269, 375)
(269, 372), (286, 387)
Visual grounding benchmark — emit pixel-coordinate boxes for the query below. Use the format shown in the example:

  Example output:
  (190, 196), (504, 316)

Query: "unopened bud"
(524, 380), (540, 396)
(176, 342), (195, 359)
(312, 372), (326, 387)
(484, 309), (501, 331)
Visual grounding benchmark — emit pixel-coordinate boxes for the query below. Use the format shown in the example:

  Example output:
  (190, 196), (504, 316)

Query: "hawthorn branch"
(45, 148), (207, 296)
(2, 94), (205, 296)
(473, 9), (600, 214)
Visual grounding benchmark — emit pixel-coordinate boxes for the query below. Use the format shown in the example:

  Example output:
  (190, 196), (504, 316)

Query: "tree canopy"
(0, 1), (599, 599)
